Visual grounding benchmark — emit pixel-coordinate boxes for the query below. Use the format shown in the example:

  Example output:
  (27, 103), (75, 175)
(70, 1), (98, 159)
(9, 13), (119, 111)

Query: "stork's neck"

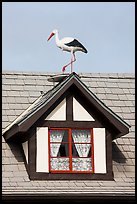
(55, 31), (60, 45)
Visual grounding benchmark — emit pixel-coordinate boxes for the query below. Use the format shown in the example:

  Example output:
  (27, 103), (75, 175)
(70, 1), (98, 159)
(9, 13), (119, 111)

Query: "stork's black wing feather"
(65, 39), (87, 53)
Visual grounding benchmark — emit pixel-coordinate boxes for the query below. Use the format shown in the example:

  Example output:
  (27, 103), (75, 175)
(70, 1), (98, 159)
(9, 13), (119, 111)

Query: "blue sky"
(2, 2), (135, 73)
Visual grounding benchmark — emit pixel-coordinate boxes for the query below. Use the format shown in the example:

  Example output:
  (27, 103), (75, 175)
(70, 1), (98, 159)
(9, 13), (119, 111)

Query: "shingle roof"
(2, 71), (135, 199)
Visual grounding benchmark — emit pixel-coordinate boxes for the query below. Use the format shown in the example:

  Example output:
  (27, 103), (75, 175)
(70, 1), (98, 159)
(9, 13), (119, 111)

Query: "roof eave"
(3, 124), (19, 141)
(2, 192), (135, 202)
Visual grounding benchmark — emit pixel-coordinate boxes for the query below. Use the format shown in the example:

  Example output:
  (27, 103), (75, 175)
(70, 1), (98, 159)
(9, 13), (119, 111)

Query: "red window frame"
(48, 128), (94, 173)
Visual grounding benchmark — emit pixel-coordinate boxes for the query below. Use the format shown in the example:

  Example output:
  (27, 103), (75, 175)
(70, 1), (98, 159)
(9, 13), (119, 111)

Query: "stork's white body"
(47, 29), (87, 72)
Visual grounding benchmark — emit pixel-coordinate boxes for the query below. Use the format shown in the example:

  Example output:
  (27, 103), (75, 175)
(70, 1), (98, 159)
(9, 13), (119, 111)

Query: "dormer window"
(35, 124), (106, 179)
(3, 73), (130, 180)
(49, 128), (94, 173)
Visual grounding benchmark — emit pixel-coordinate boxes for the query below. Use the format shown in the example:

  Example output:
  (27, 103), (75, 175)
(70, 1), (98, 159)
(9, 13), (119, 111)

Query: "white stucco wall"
(93, 128), (106, 173)
(36, 127), (49, 172)
(73, 97), (95, 121)
(45, 99), (66, 120)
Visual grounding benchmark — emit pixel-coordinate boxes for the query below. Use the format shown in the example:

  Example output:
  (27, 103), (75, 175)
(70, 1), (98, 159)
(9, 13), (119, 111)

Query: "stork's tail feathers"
(82, 47), (88, 53)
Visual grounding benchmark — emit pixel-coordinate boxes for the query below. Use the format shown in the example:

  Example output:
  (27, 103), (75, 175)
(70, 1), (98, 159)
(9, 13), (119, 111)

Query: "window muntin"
(49, 128), (94, 173)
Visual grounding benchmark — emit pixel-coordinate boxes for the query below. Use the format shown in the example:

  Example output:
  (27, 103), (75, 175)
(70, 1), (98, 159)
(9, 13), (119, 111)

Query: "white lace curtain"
(72, 130), (91, 157)
(50, 130), (64, 157)
(50, 129), (91, 158)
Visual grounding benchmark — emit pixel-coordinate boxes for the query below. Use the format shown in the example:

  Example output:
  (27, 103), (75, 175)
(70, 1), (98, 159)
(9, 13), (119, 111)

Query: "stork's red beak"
(47, 32), (54, 41)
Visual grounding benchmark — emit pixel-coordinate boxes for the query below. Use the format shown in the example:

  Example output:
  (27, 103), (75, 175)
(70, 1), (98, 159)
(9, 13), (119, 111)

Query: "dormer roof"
(3, 72), (130, 141)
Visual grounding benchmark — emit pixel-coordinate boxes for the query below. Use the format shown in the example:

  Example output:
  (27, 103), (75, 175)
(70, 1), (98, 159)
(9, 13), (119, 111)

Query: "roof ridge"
(2, 71), (135, 78)
(79, 74), (135, 79)
(2, 71), (60, 76)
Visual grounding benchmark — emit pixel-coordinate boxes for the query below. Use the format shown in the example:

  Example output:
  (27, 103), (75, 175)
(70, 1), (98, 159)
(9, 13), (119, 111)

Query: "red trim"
(51, 170), (93, 174)
(69, 128), (72, 171)
(49, 128), (94, 173)
(48, 129), (51, 172)
(50, 127), (68, 130)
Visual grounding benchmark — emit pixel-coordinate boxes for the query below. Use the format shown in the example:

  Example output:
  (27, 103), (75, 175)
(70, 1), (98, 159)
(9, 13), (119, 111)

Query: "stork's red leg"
(71, 53), (76, 73)
(62, 52), (76, 73)
(71, 59), (73, 73)
(70, 56), (73, 73)
(62, 60), (72, 72)
(62, 62), (71, 72)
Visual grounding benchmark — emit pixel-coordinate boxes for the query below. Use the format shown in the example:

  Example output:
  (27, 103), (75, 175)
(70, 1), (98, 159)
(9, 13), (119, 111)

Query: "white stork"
(47, 29), (87, 72)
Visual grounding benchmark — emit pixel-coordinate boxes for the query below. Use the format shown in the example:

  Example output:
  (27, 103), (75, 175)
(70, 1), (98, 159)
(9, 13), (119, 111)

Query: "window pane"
(50, 143), (69, 157)
(73, 144), (91, 157)
(72, 130), (91, 143)
(58, 143), (69, 157)
(50, 143), (61, 157)
(72, 158), (92, 171)
(50, 130), (68, 142)
(72, 142), (79, 157)
(50, 158), (69, 170)
(50, 129), (69, 158)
